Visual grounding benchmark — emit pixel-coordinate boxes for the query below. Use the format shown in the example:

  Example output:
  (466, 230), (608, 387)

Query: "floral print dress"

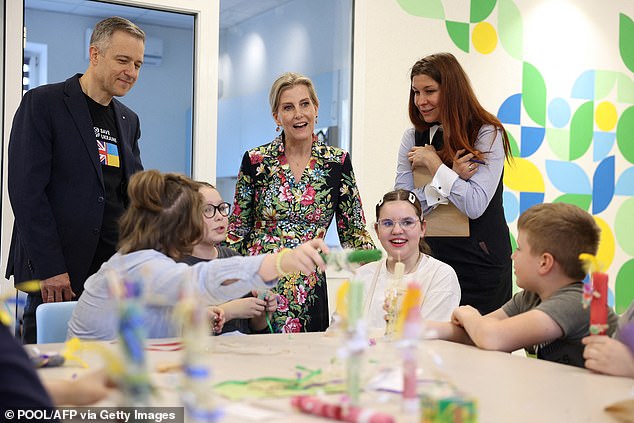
(227, 135), (374, 332)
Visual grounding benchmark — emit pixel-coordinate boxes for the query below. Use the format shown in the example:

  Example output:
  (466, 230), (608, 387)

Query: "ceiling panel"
(26, 0), (295, 30)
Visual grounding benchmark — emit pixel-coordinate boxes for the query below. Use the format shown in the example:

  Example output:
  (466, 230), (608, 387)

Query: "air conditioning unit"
(85, 28), (163, 66)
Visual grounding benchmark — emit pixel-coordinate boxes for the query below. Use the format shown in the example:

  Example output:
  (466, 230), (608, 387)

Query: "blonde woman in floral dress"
(227, 72), (374, 333)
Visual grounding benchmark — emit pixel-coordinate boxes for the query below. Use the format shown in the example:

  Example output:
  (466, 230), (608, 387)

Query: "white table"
(36, 332), (633, 422)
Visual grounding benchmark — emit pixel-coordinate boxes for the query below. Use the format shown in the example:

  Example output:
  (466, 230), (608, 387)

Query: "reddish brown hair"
(408, 52), (512, 165)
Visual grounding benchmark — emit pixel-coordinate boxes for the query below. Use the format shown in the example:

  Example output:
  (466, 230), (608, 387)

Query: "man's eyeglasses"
(377, 217), (420, 230)
(203, 202), (231, 218)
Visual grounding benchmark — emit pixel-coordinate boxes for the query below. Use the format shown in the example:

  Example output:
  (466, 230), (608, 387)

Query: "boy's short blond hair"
(517, 202), (600, 280)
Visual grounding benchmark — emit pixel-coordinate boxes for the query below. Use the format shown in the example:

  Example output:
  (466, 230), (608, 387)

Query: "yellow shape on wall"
(472, 22), (497, 54)
(594, 215), (615, 270)
(503, 158), (545, 192)
(595, 101), (618, 131)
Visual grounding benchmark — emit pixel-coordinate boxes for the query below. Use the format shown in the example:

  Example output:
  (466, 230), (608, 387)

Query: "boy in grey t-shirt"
(427, 203), (618, 367)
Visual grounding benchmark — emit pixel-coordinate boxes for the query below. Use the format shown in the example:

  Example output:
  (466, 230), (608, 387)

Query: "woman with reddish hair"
(395, 52), (513, 314)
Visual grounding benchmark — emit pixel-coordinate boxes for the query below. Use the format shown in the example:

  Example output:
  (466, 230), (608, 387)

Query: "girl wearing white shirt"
(359, 189), (460, 328)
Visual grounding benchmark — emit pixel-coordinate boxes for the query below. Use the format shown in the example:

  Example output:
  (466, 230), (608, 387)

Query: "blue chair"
(35, 301), (77, 344)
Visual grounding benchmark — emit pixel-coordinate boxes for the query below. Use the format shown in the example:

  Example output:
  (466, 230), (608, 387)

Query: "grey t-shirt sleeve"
(500, 282), (618, 367)
(534, 284), (589, 338)
(501, 290), (530, 317)
(501, 284), (589, 338)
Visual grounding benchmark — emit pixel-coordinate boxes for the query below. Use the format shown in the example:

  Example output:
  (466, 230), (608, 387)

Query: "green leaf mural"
(506, 130), (520, 157)
(470, 0), (497, 23)
(616, 259), (634, 314)
(498, 0), (523, 60)
(546, 128), (569, 161)
(392, 0), (632, 311)
(569, 101), (594, 161)
(617, 73), (634, 103)
(396, 0), (445, 19)
(619, 13), (634, 73)
(615, 201), (634, 312)
(615, 198), (634, 256)
(522, 62), (546, 126)
(553, 194), (592, 212)
(616, 106), (634, 164)
(446, 21), (470, 53)
(595, 70), (618, 100)
(509, 231), (517, 252)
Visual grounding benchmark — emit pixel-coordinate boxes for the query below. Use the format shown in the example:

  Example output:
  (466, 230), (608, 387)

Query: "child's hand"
(222, 296), (268, 320)
(248, 290), (277, 332)
(259, 240), (329, 281)
(207, 306), (225, 334)
(582, 335), (634, 377)
(44, 369), (114, 406)
(281, 239), (329, 274)
(451, 305), (480, 326)
(254, 290), (278, 313)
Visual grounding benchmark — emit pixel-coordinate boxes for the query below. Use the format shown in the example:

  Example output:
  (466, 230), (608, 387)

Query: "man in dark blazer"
(6, 17), (146, 343)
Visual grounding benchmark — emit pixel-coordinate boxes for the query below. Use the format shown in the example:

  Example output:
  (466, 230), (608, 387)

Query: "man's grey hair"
(90, 16), (145, 52)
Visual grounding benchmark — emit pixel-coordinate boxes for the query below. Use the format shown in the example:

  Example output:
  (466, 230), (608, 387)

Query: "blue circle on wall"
(548, 97), (571, 128)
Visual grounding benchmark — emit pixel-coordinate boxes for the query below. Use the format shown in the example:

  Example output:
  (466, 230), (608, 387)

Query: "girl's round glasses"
(203, 202), (231, 218)
(377, 217), (419, 230)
